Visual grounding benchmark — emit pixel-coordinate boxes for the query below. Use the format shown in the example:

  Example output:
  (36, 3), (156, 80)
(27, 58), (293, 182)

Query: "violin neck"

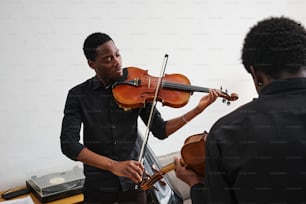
(160, 162), (176, 175)
(163, 81), (210, 93)
(159, 158), (186, 174)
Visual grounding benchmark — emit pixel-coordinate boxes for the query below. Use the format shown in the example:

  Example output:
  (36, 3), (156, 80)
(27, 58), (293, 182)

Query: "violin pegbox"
(219, 86), (239, 105)
(140, 164), (166, 190)
(220, 87), (230, 105)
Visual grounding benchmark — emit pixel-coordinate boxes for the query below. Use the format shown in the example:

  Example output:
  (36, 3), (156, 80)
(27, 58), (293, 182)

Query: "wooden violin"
(112, 67), (238, 110)
(140, 132), (207, 190)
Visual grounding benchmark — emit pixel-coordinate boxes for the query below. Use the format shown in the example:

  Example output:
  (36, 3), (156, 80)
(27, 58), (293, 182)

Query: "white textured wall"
(0, 0), (305, 190)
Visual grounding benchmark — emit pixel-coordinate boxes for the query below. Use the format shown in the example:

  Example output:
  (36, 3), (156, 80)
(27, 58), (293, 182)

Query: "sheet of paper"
(0, 196), (34, 204)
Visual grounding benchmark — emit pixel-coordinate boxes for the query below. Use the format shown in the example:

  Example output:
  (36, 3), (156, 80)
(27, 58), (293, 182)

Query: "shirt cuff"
(190, 183), (205, 203)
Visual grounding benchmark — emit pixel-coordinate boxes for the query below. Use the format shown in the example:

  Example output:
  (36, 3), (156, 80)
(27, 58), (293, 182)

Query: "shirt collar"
(92, 75), (115, 91)
(92, 75), (102, 90)
(259, 77), (306, 96)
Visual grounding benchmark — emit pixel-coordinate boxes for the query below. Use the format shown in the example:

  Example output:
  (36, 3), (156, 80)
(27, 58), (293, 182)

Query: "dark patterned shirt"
(60, 68), (167, 192)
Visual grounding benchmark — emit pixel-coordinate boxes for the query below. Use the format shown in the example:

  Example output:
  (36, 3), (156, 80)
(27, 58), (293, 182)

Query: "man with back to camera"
(175, 16), (306, 203)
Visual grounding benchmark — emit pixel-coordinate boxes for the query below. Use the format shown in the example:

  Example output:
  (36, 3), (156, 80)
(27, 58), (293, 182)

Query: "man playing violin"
(60, 32), (219, 204)
(174, 16), (306, 204)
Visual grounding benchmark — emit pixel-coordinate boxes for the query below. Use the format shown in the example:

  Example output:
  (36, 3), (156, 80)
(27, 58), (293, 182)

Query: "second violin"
(140, 132), (207, 190)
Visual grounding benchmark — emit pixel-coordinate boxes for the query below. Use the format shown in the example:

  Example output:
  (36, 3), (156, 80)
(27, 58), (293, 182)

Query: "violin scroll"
(140, 171), (164, 191)
(218, 87), (239, 105)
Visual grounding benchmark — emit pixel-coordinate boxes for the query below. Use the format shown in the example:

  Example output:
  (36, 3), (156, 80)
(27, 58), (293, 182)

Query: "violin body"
(112, 67), (192, 110)
(181, 133), (205, 176)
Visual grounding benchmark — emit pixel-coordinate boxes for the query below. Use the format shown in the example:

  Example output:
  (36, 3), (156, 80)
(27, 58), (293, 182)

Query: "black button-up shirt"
(198, 78), (306, 203)
(60, 68), (167, 192)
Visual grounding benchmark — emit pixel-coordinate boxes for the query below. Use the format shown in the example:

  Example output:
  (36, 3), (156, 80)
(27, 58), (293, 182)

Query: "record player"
(26, 165), (85, 203)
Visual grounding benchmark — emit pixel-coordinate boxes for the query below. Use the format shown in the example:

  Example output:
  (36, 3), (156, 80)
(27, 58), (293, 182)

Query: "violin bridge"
(148, 77), (151, 88)
(133, 78), (140, 86)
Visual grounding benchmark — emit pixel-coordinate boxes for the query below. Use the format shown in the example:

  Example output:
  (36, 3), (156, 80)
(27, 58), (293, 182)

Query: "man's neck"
(96, 75), (111, 88)
(278, 69), (306, 79)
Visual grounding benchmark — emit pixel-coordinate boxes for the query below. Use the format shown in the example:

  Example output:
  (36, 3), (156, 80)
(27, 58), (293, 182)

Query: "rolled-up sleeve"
(60, 90), (85, 161)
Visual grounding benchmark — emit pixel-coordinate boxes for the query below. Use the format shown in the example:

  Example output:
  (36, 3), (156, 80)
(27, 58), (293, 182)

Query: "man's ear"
(88, 60), (95, 70)
(250, 66), (273, 93)
(250, 66), (264, 93)
(250, 66), (261, 86)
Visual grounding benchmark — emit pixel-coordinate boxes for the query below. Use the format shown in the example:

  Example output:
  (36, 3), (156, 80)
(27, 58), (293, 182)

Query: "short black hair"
(241, 17), (306, 78)
(83, 32), (112, 61)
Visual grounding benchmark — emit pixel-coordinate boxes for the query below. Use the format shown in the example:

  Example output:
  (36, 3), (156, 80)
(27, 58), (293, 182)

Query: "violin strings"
(140, 77), (210, 93)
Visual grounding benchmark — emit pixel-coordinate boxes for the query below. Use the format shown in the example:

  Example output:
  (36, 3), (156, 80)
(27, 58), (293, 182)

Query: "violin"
(112, 67), (238, 111)
(140, 132), (207, 190)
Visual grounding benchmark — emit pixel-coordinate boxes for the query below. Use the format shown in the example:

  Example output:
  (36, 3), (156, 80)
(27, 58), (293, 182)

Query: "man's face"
(88, 40), (123, 84)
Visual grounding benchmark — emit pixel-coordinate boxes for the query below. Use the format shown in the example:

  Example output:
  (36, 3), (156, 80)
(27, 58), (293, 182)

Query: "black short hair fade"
(83, 32), (112, 61)
(241, 16), (306, 78)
